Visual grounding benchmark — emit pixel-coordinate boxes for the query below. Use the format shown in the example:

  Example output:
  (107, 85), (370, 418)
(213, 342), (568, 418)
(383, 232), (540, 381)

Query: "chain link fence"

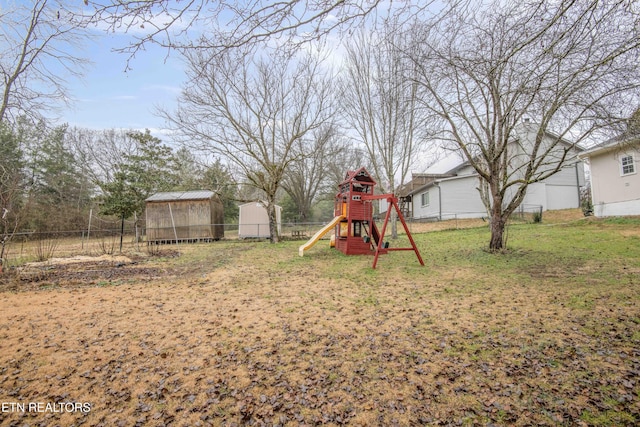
(1, 206), (543, 268)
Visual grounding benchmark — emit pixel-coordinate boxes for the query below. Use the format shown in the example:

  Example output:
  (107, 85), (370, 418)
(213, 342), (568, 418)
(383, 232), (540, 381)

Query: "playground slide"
(298, 215), (345, 256)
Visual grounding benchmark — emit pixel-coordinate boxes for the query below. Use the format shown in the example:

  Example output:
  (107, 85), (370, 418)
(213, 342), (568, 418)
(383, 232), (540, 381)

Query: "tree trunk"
(390, 208), (398, 239)
(489, 216), (506, 251)
(267, 202), (279, 244)
(489, 191), (506, 252)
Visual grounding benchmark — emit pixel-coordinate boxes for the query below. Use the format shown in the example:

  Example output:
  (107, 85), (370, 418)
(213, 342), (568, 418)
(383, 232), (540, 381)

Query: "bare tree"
(81, 1), (442, 63)
(0, 123), (31, 269)
(411, 0), (640, 251)
(24, 123), (94, 232)
(323, 145), (372, 190)
(340, 19), (435, 237)
(281, 124), (344, 222)
(0, 164), (30, 270)
(165, 48), (335, 242)
(0, 0), (89, 124)
(623, 107), (640, 141)
(67, 127), (138, 186)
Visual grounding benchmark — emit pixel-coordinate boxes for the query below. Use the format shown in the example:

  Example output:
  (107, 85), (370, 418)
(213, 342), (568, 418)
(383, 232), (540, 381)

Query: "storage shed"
(145, 191), (224, 243)
(238, 202), (281, 239)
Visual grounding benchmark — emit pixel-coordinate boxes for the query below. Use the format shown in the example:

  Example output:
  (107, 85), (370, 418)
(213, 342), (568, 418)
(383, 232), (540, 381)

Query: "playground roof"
(341, 167), (376, 185)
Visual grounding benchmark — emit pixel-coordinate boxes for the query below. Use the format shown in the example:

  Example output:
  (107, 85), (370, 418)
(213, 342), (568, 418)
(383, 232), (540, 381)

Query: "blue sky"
(60, 29), (185, 139)
(54, 1), (393, 141)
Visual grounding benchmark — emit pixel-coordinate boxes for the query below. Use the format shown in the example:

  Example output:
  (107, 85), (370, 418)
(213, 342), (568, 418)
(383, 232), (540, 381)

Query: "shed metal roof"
(146, 190), (215, 202)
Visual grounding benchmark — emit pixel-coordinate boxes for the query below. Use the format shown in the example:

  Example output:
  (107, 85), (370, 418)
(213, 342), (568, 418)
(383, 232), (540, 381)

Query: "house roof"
(146, 190), (216, 202)
(407, 123), (584, 196)
(579, 135), (640, 158)
(399, 173), (457, 197)
(517, 120), (585, 153)
(407, 172), (478, 196)
(407, 154), (480, 196)
(425, 153), (468, 174)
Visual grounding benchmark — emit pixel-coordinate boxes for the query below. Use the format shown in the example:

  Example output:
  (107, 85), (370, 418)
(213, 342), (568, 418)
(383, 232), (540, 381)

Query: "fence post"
(120, 213), (125, 252)
(86, 208), (92, 250)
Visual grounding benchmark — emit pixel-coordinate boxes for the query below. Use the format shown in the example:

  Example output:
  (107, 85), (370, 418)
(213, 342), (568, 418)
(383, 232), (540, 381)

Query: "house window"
(421, 191), (430, 206)
(621, 155), (635, 175)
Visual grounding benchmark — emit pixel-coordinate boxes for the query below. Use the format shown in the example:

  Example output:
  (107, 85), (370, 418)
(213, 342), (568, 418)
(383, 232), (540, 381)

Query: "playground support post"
(362, 194), (424, 269)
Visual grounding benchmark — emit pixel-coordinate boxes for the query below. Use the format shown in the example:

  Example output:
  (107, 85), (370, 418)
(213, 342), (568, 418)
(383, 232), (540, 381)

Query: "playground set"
(299, 167), (424, 269)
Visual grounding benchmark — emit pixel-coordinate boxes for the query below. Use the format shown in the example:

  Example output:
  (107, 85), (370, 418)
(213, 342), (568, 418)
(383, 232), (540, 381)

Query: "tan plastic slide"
(298, 215), (345, 256)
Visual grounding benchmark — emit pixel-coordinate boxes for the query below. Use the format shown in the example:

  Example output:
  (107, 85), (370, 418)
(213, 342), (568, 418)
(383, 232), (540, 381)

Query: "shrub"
(532, 210), (543, 223)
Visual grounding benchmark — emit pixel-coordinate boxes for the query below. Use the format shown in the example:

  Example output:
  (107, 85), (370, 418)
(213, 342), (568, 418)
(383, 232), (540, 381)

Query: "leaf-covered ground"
(0, 213), (639, 426)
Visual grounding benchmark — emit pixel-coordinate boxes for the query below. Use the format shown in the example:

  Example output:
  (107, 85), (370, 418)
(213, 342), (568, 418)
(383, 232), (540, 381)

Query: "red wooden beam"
(362, 194), (424, 269)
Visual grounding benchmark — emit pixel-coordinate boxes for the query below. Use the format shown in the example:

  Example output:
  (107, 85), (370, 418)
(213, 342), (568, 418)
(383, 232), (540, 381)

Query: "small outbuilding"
(145, 190), (224, 243)
(238, 202), (281, 239)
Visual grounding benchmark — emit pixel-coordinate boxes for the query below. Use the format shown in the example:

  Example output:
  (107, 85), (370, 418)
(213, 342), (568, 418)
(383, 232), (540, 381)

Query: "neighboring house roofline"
(517, 121), (586, 152)
(579, 135), (640, 159)
(438, 161), (471, 176)
(408, 172), (478, 196)
(434, 173), (480, 185)
(396, 173), (456, 197)
(410, 123), (583, 196)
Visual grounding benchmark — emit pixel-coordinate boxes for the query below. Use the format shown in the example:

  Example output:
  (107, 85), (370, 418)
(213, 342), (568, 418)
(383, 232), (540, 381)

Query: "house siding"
(413, 187), (439, 219)
(413, 175), (487, 220)
(440, 175), (487, 219)
(522, 183), (547, 210)
(509, 125), (584, 211)
(512, 124), (577, 178)
(407, 123), (584, 220)
(520, 163), (583, 211)
(588, 145), (640, 217)
(545, 184), (581, 210)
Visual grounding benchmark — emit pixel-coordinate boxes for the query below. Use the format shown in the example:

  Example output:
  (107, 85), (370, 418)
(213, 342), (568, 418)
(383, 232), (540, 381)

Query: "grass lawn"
(0, 211), (639, 426)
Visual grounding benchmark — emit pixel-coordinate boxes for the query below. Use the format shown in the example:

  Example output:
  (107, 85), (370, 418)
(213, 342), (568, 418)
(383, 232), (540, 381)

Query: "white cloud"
(110, 95), (138, 101)
(143, 84), (182, 95)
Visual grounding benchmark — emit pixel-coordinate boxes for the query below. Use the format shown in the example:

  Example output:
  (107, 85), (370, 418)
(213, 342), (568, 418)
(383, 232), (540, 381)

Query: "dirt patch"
(23, 254), (135, 267)
(519, 258), (588, 280)
(1, 253), (182, 292)
(620, 229), (640, 238)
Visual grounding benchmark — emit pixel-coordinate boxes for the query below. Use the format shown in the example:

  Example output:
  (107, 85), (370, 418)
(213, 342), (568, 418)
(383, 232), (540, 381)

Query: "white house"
(579, 138), (640, 217)
(238, 202), (282, 238)
(408, 123), (585, 220)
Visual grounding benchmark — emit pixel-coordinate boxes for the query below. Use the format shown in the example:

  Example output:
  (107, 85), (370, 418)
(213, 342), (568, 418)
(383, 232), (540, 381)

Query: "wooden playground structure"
(299, 167), (424, 269)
